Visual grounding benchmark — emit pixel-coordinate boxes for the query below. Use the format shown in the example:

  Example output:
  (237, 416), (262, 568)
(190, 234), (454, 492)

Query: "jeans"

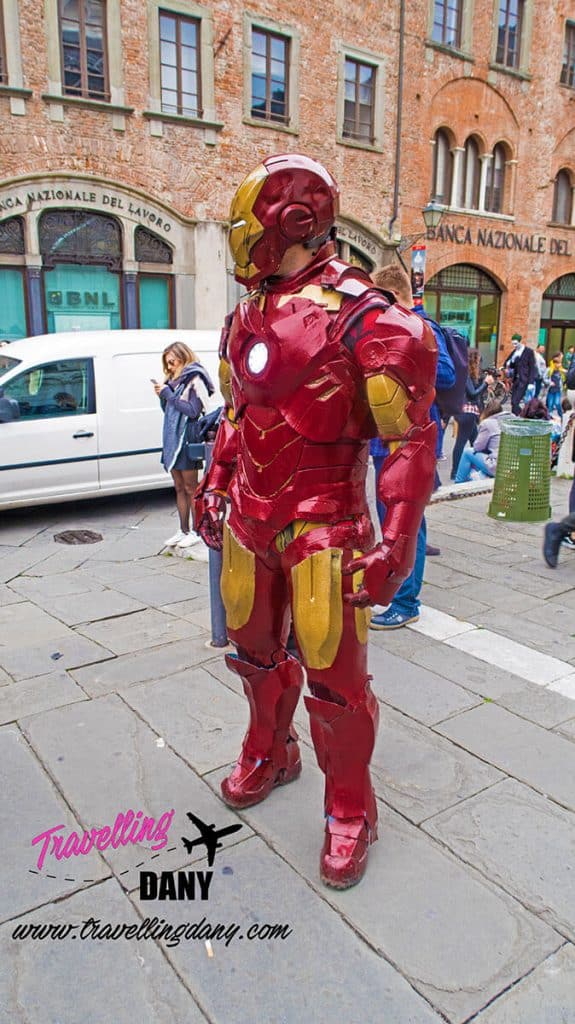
(389, 517), (427, 617)
(454, 448), (494, 483)
(547, 390), (563, 416)
(372, 459), (426, 617)
(451, 413), (478, 479)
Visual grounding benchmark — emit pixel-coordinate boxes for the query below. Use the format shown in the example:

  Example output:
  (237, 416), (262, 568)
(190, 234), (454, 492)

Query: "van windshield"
(0, 356), (20, 380)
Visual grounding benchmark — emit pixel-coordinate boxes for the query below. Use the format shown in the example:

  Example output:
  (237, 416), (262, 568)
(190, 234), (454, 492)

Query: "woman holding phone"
(153, 341), (214, 548)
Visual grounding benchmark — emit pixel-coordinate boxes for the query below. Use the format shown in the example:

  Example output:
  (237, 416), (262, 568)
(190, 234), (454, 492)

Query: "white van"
(0, 329), (221, 511)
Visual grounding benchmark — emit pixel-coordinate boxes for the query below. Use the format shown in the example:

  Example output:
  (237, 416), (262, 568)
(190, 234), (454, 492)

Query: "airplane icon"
(181, 812), (243, 867)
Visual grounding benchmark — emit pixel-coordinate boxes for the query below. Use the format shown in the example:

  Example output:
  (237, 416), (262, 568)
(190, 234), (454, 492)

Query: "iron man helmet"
(228, 153), (340, 288)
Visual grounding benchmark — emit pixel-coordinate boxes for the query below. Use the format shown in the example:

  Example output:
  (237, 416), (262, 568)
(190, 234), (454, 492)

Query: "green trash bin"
(488, 416), (552, 522)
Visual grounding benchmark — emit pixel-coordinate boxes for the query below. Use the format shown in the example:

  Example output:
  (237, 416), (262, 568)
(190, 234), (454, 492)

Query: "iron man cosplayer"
(195, 154), (437, 889)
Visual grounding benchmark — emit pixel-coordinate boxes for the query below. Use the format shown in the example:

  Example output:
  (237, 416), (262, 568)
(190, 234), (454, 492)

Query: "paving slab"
(497, 682), (575, 729)
(70, 636), (219, 697)
(22, 548), (92, 576)
(42, 589), (147, 626)
(0, 548), (53, 583)
(0, 665), (13, 686)
(372, 705), (502, 824)
(122, 666), (247, 775)
(131, 834), (444, 1024)
(423, 778), (575, 942)
(8, 571), (104, 600)
(0, 634), (115, 680)
(445, 628), (572, 686)
(160, 593), (212, 619)
(422, 560), (477, 590)
(0, 583), (25, 606)
(436, 703), (575, 812)
(419, 582), (490, 620)
(77, 560), (160, 584)
(409, 642), (532, 699)
(368, 644), (481, 725)
(209, 765), (561, 1024)
(0, 670), (86, 723)
(447, 579), (543, 614)
(471, 945), (575, 1024)
(0, 726), (109, 923)
(21, 695), (252, 885)
(0, 879), (208, 1024)
(0, 602), (71, 646)
(76, 608), (202, 655)
(462, 610), (575, 662)
(369, 626), (444, 661)
(111, 572), (206, 607)
(555, 717), (575, 742)
(521, 599), (575, 631)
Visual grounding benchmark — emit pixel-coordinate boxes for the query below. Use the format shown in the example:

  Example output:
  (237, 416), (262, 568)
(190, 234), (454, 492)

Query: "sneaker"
(176, 532), (202, 548)
(561, 536), (575, 550)
(164, 529), (186, 546)
(425, 544), (441, 556)
(369, 608), (419, 630)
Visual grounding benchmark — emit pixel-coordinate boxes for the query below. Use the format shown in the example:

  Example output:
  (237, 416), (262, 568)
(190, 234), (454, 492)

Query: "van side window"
(2, 359), (95, 420)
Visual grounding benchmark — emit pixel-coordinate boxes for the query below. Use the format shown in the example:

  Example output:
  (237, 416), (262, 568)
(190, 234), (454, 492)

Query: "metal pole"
(203, 441), (228, 647)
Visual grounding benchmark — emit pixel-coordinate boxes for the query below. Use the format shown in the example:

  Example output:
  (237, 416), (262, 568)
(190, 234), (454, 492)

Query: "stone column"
(25, 265), (45, 337)
(122, 272), (138, 329)
(450, 148), (465, 207)
(478, 154), (492, 212)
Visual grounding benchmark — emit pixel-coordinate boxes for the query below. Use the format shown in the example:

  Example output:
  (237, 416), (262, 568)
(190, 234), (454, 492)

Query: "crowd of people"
(448, 337), (575, 485)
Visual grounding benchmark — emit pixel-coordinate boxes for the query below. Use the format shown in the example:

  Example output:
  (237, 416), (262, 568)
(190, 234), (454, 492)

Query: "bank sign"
(0, 183), (174, 235)
(427, 222), (572, 256)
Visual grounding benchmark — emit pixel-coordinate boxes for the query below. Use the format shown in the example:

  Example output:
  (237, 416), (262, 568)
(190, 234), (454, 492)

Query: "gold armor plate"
(366, 373), (411, 438)
(221, 524), (256, 631)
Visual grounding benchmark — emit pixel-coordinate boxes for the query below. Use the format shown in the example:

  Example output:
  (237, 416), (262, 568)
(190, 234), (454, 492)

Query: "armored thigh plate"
(221, 524), (256, 631)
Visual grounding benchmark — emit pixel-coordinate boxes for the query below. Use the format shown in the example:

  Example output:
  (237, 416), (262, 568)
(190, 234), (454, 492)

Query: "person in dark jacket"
(154, 341), (214, 549)
(503, 334), (537, 414)
(451, 348), (487, 480)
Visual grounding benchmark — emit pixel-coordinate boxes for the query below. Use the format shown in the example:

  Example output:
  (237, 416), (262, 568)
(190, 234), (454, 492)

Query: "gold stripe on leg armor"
(291, 549), (343, 670)
(366, 373), (411, 437)
(221, 524), (256, 631)
(352, 550), (370, 644)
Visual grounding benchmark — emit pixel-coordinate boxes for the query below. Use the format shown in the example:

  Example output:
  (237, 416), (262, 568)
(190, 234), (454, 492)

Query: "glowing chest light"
(246, 340), (269, 375)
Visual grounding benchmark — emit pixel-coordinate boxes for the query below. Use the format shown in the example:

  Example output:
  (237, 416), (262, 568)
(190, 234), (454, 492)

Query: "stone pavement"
(1, 482), (575, 1024)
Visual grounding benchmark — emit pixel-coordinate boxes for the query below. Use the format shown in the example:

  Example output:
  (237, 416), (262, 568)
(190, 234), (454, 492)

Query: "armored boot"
(305, 687), (379, 889)
(221, 651), (304, 809)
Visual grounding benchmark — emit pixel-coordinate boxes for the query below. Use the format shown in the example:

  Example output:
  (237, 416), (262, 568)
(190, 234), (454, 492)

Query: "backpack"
(419, 311), (469, 418)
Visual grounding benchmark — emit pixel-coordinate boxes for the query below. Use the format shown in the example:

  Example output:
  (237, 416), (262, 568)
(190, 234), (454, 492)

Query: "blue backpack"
(419, 311), (469, 418)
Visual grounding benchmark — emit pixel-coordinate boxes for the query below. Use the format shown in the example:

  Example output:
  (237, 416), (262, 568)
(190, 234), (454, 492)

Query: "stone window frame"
(431, 127), (454, 205)
(489, 0), (533, 80)
(144, 0), (222, 140)
(242, 13), (300, 135)
(561, 21), (575, 90)
(336, 42), (386, 154)
(445, 132), (517, 218)
(425, 0), (474, 61)
(0, 0), (33, 115)
(551, 169), (575, 228)
(43, 0), (132, 127)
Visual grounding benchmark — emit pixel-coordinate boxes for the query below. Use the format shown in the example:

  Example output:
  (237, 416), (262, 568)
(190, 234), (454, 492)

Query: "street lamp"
(397, 200), (445, 253)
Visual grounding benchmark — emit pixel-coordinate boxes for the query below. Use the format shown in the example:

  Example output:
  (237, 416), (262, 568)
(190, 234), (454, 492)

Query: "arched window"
(431, 129), (452, 205)
(552, 170), (573, 224)
(459, 137), (481, 210)
(485, 143), (507, 214)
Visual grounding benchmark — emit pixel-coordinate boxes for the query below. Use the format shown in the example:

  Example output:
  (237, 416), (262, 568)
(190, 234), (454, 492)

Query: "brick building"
(0, 0), (573, 363)
(399, 0), (575, 364)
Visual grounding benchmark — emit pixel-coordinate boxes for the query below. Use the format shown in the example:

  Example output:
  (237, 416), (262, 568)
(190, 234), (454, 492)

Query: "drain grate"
(54, 530), (103, 545)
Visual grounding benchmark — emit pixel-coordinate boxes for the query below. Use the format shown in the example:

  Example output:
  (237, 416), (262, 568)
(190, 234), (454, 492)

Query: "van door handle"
(73, 430), (94, 439)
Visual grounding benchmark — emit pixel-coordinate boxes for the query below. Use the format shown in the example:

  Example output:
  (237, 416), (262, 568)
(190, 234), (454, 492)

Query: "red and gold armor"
(195, 154), (437, 889)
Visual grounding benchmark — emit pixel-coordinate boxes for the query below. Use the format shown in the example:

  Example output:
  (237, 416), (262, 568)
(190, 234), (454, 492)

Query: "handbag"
(184, 406), (222, 455)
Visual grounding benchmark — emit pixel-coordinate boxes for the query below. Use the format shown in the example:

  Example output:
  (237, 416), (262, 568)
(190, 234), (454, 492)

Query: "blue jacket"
(160, 362), (214, 471)
(370, 304), (455, 459)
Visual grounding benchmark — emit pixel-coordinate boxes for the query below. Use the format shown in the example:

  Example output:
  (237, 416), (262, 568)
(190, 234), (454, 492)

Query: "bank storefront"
(424, 218), (575, 362)
(0, 177), (197, 341)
